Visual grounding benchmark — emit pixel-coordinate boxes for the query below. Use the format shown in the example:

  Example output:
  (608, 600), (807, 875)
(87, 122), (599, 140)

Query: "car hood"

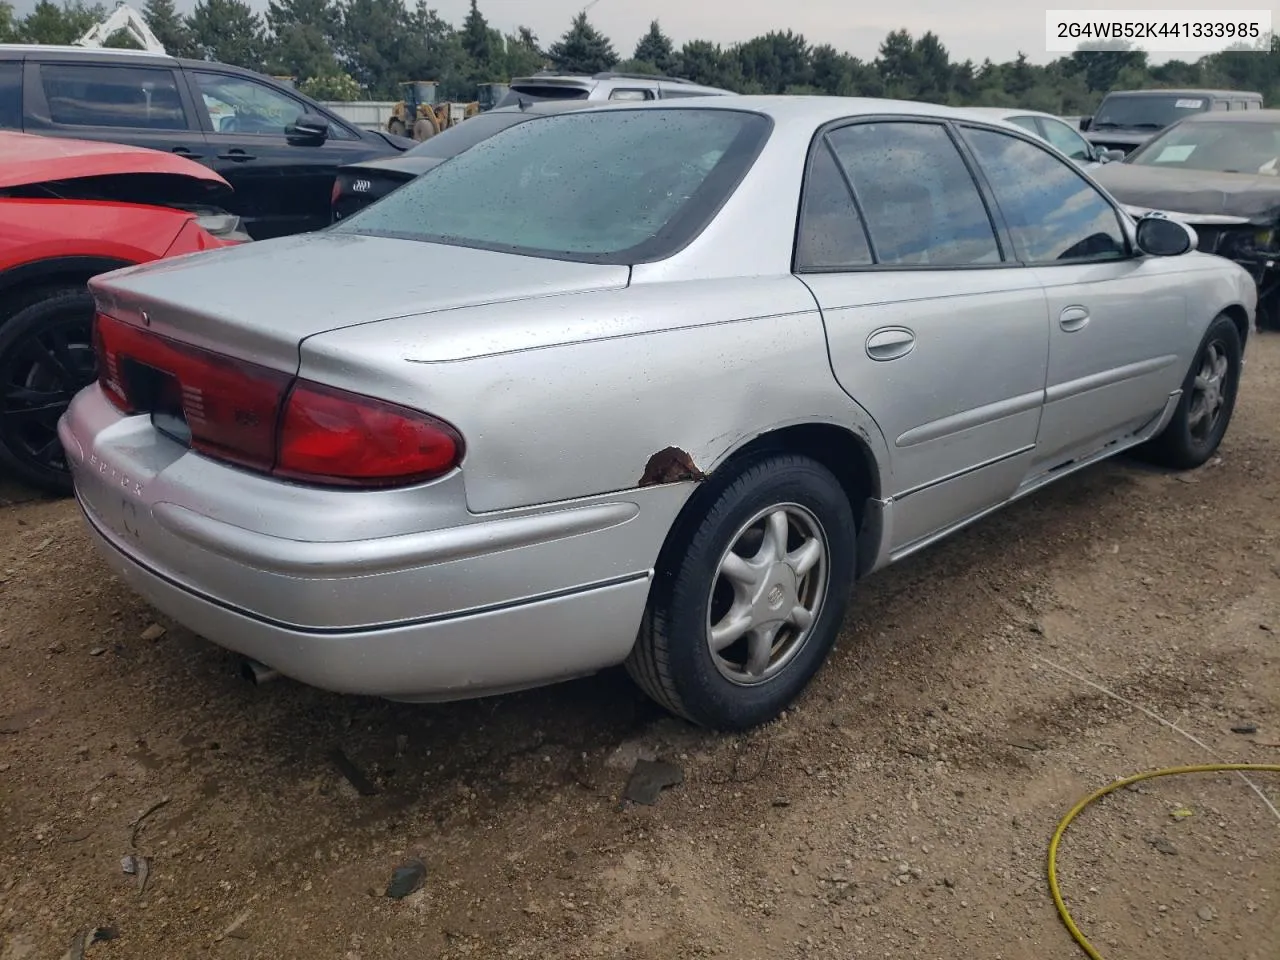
(88, 230), (631, 372)
(1086, 128), (1158, 146)
(341, 154), (446, 179)
(1091, 162), (1280, 223)
(0, 131), (230, 191)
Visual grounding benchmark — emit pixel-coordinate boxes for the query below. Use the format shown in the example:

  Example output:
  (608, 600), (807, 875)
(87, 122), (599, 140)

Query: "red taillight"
(93, 312), (463, 487)
(277, 381), (463, 486)
(331, 178), (341, 206)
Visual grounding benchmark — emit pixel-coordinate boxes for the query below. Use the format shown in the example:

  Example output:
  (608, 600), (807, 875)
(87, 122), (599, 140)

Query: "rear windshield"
(495, 84), (591, 107)
(405, 111), (535, 158)
(1093, 94), (1211, 130)
(1126, 119), (1280, 173)
(332, 107), (772, 264)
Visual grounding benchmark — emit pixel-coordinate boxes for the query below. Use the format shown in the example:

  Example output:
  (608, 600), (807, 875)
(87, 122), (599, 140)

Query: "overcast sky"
(18, 0), (1210, 64)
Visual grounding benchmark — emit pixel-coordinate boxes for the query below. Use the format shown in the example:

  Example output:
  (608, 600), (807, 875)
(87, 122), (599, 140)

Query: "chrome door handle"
(1060, 306), (1090, 332)
(865, 326), (916, 361)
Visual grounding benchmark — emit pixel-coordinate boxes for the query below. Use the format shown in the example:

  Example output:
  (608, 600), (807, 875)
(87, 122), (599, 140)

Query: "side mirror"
(1101, 148), (1126, 162)
(1079, 116), (1092, 131)
(1134, 214), (1197, 257)
(286, 113), (329, 145)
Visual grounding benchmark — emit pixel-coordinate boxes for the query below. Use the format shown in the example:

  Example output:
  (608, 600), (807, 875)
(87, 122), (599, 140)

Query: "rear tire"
(1141, 312), (1242, 470)
(0, 287), (97, 495)
(388, 117), (406, 137)
(626, 454), (857, 730)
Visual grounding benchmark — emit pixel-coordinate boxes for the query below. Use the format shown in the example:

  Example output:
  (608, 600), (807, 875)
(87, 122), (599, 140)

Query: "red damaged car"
(0, 131), (246, 494)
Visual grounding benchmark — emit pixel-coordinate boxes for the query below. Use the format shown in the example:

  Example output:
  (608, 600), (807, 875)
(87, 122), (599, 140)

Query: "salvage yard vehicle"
(1091, 109), (1280, 328)
(1080, 88), (1263, 156)
(959, 107), (1124, 167)
(62, 97), (1256, 730)
(0, 45), (415, 238)
(333, 99), (603, 221)
(493, 70), (736, 108)
(0, 131), (244, 493)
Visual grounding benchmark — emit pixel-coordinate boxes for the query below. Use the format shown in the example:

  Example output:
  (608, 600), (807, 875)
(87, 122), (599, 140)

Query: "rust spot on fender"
(639, 447), (706, 487)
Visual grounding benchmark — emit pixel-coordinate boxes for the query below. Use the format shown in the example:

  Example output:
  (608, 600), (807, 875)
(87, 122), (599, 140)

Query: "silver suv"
(495, 70), (735, 107)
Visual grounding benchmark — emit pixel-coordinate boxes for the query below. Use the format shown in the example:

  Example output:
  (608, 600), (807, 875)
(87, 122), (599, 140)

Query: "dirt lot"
(2, 336), (1278, 960)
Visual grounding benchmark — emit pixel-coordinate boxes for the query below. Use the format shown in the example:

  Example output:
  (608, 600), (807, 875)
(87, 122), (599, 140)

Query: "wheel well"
(1220, 303), (1251, 348)
(651, 423), (884, 582)
(0, 257), (131, 326)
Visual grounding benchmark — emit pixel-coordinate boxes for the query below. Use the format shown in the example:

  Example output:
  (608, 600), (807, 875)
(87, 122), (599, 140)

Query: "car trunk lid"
(88, 231), (631, 372)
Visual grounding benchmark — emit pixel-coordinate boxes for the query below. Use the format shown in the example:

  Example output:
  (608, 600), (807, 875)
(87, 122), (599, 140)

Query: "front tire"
(1142, 312), (1242, 470)
(0, 287), (97, 495)
(626, 454), (857, 730)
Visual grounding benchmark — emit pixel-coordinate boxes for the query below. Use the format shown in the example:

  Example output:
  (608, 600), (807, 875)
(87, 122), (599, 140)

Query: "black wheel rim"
(0, 314), (97, 475)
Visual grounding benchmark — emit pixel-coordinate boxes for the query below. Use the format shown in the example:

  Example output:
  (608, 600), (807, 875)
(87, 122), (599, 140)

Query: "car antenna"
(518, 96), (530, 111)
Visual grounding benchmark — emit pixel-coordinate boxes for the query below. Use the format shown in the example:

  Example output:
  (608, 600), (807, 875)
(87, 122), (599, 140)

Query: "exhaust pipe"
(240, 658), (280, 685)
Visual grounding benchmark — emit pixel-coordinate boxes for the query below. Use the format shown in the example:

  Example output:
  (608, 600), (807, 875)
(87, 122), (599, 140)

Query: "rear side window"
(498, 84), (591, 106)
(610, 88), (655, 101)
(795, 142), (873, 270)
(961, 126), (1126, 264)
(826, 121), (1002, 266)
(39, 63), (188, 130)
(0, 63), (20, 130)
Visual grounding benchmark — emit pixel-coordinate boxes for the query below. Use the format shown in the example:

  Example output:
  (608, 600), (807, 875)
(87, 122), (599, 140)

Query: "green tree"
(633, 19), (675, 74)
(1069, 42), (1148, 93)
(18, 0), (104, 44)
(547, 12), (617, 75)
(875, 29), (917, 96)
(186, 0), (266, 68)
(142, 0), (194, 56)
(736, 30), (811, 94)
(0, 2), (18, 42)
(674, 39), (744, 90)
(266, 0), (341, 82)
(503, 26), (545, 78)
(615, 58), (660, 75)
(103, 26), (142, 47)
(460, 0), (498, 78)
(339, 0), (415, 96)
(912, 31), (953, 101)
(299, 70), (361, 99)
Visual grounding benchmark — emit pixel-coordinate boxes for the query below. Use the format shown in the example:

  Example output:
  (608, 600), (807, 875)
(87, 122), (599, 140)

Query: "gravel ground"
(2, 335), (1278, 960)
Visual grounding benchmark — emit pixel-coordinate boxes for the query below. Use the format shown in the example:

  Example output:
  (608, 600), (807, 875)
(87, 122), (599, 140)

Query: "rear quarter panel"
(299, 276), (892, 514)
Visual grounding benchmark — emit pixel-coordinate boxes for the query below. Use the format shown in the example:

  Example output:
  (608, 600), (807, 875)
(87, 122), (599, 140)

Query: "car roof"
(1102, 88), (1262, 98)
(508, 71), (734, 96)
(959, 106), (1070, 122)
(1173, 108), (1280, 123)
(0, 44), (296, 83)
(573, 94), (1031, 126)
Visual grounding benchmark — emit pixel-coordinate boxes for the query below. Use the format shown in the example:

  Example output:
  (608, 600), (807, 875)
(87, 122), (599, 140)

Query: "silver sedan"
(61, 96), (1257, 730)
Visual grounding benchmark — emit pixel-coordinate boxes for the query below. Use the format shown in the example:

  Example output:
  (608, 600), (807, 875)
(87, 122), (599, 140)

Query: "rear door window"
(0, 63), (20, 130)
(825, 121), (1003, 266)
(609, 88), (655, 101)
(38, 63), (189, 130)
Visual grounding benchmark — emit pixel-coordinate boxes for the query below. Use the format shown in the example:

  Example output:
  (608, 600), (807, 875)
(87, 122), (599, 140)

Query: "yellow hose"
(1049, 763), (1280, 960)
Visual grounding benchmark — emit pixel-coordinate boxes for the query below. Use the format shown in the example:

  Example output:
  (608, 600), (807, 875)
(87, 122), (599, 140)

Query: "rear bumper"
(80, 496), (652, 700)
(60, 384), (686, 701)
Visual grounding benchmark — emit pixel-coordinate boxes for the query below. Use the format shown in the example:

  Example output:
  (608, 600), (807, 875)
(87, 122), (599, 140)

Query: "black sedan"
(1091, 109), (1280, 327)
(331, 99), (602, 222)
